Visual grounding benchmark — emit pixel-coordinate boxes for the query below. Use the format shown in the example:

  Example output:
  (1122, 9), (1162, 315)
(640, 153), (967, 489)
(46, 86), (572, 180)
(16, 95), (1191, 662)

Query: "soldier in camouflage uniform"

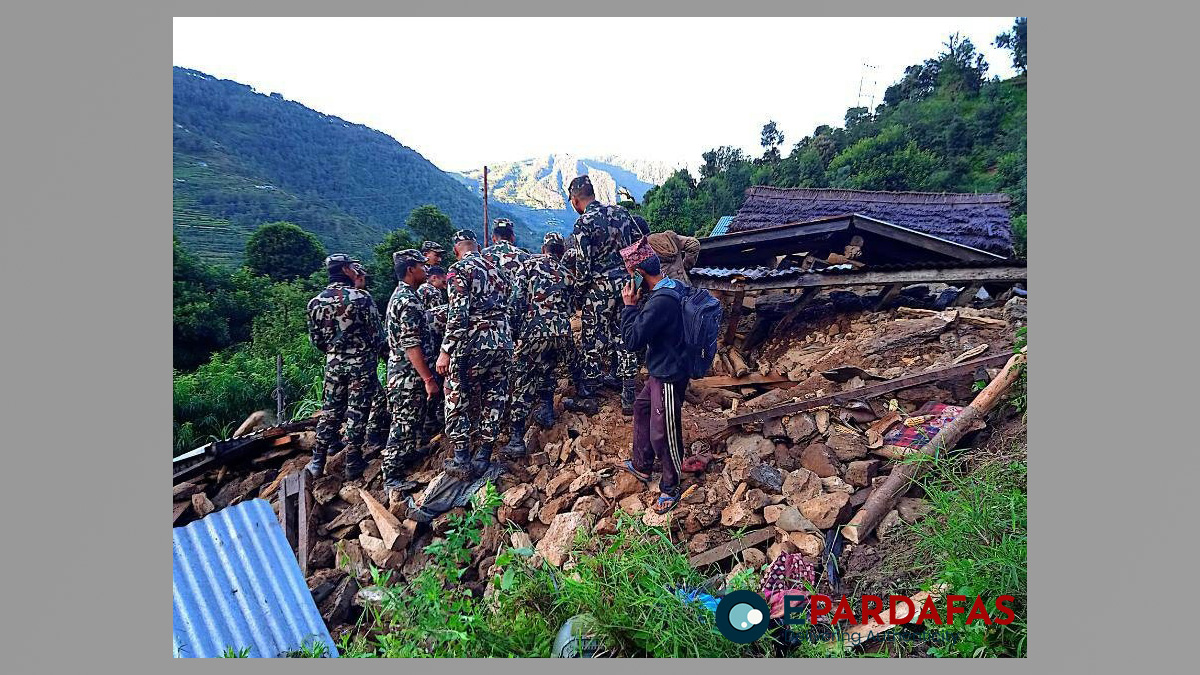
(500, 233), (576, 456)
(354, 267), (391, 452)
(421, 240), (446, 268)
(305, 254), (385, 480)
(416, 264), (448, 440)
(436, 229), (513, 479)
(417, 265), (448, 309)
(381, 249), (441, 494)
(564, 175), (642, 412)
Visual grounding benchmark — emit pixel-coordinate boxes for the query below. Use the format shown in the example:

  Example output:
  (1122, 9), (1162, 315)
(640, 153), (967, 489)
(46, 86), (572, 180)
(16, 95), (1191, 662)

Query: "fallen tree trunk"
(840, 349), (1026, 544)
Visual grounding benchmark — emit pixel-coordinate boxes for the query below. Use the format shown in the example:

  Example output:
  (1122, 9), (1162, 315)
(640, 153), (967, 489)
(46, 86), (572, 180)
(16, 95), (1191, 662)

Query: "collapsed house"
(172, 187), (1028, 648)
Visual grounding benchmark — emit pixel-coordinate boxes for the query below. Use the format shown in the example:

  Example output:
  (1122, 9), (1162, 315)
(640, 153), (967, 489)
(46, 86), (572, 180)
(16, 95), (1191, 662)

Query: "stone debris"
(172, 291), (1016, 639)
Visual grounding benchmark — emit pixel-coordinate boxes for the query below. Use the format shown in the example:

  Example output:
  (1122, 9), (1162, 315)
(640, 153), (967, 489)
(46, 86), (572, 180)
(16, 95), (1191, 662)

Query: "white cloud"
(173, 17), (1019, 173)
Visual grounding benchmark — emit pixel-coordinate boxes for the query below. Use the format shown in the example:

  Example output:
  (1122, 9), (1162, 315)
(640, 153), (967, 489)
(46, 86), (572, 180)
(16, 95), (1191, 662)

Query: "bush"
(245, 221), (328, 281)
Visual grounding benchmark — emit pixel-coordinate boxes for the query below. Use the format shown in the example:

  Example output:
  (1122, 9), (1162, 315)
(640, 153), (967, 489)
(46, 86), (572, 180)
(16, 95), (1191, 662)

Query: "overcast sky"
(173, 17), (1018, 174)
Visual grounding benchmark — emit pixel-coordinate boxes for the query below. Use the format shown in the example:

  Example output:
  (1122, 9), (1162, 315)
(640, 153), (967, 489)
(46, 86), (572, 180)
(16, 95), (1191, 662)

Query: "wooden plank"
(298, 470), (312, 576)
(693, 265), (1027, 293)
(727, 352), (1014, 426)
(693, 373), (791, 389)
(279, 472), (301, 554)
(723, 285), (746, 346)
(873, 283), (902, 311)
(172, 501), (191, 525)
(953, 283), (982, 307)
(688, 527), (775, 568)
(777, 287), (820, 332)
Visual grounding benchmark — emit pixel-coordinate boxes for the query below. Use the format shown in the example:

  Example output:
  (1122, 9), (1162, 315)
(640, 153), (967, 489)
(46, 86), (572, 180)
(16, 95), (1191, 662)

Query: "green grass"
(906, 448), (1028, 657)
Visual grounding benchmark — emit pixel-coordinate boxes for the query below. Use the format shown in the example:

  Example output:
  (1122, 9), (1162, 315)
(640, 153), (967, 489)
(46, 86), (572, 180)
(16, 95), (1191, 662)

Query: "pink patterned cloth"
(759, 553), (817, 619)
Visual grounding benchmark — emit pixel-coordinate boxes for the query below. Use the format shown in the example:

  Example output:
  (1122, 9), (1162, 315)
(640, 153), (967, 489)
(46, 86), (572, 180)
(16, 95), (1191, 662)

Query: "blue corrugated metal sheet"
(708, 215), (734, 237)
(173, 499), (338, 658)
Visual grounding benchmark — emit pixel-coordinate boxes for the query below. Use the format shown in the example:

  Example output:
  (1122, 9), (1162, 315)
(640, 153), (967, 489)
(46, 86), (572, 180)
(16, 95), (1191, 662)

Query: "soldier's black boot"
(533, 392), (556, 428)
(621, 378), (637, 416)
(444, 447), (473, 480)
(501, 423), (528, 457)
(470, 445), (494, 477)
(344, 447), (368, 481)
(575, 377), (597, 400)
(305, 448), (327, 478)
(599, 373), (622, 391)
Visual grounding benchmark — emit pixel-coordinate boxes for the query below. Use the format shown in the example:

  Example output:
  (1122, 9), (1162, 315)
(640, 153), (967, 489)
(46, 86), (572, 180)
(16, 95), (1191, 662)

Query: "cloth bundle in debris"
(760, 553), (817, 620)
(879, 403), (986, 459)
(406, 463), (507, 523)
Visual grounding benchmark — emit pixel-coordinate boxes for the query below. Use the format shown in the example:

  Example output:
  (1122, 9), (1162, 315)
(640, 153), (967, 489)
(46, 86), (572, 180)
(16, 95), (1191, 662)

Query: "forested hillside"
(639, 27), (1027, 254)
(173, 67), (536, 263)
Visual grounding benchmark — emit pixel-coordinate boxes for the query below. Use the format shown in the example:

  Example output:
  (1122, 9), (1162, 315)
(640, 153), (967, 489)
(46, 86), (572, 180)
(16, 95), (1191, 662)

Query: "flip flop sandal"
(652, 491), (682, 515)
(617, 460), (652, 484)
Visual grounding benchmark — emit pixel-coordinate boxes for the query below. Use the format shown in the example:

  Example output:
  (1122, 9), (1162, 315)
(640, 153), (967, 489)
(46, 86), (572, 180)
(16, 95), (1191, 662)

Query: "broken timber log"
(688, 527), (774, 567)
(693, 373), (790, 389)
(727, 348), (752, 378)
(727, 352), (1014, 426)
(840, 349), (1026, 544)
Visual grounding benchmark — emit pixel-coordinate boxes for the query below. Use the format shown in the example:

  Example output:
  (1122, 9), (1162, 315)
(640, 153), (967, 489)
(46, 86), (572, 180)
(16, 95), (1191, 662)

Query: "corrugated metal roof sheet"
(691, 258), (1024, 281)
(708, 215), (734, 237)
(173, 499), (338, 658)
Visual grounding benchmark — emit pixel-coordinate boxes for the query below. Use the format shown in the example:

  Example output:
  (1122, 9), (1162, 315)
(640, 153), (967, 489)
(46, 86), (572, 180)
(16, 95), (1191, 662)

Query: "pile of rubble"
(171, 285), (1026, 639)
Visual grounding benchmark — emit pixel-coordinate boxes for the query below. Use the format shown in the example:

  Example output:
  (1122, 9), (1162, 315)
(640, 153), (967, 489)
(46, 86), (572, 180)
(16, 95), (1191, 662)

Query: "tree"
(936, 33), (989, 97)
(760, 121), (785, 163)
(995, 17), (1028, 73)
(700, 146), (745, 179)
(244, 221), (327, 281)
(405, 205), (454, 250)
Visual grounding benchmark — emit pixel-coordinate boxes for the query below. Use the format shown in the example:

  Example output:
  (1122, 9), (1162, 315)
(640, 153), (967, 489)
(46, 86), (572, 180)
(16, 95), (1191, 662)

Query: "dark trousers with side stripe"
(631, 375), (687, 495)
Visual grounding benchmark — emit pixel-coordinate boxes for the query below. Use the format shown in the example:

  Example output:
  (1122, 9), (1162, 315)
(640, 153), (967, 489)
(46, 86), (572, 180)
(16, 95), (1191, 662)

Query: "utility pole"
(275, 354), (286, 423)
(483, 165), (489, 243)
(857, 61), (878, 112)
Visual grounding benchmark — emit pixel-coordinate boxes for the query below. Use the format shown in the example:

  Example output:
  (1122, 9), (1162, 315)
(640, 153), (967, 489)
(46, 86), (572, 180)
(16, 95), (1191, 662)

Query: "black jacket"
(621, 282), (688, 384)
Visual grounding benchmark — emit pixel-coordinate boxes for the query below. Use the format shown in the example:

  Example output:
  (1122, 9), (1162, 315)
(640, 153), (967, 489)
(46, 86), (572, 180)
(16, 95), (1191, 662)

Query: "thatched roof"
(730, 187), (1013, 256)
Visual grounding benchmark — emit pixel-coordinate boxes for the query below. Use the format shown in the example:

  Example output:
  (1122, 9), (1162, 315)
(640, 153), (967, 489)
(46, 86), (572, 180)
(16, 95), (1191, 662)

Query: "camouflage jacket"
(482, 240), (532, 330)
(306, 282), (385, 361)
(514, 253), (574, 340)
(442, 251), (512, 356)
(569, 201), (641, 285)
(385, 284), (433, 375)
(417, 281), (447, 310)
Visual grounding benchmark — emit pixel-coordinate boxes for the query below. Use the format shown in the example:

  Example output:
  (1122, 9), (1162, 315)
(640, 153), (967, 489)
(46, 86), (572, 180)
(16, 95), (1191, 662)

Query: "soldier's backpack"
(673, 283), (724, 380)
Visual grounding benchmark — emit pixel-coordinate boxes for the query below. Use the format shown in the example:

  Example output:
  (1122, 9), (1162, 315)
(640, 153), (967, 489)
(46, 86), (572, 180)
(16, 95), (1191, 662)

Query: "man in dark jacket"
(617, 238), (689, 514)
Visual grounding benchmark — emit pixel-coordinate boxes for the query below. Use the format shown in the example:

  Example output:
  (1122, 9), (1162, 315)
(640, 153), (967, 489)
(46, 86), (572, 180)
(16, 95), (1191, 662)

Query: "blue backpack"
(669, 283), (724, 379)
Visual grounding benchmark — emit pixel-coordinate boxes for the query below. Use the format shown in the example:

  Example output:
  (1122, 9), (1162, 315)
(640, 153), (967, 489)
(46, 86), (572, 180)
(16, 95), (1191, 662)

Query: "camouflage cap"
(493, 218), (515, 237)
(393, 248), (425, 279)
(325, 253), (361, 269)
(452, 229), (478, 244)
(421, 240), (446, 254)
(392, 248), (424, 266)
(543, 231), (565, 246)
(567, 174), (593, 197)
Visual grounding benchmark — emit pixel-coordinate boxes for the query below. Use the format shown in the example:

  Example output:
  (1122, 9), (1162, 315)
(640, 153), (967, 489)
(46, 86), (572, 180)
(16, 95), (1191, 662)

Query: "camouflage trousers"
(579, 279), (638, 381)
(510, 336), (572, 425)
(444, 349), (508, 451)
(366, 370), (391, 444)
(382, 359), (426, 480)
(315, 356), (377, 455)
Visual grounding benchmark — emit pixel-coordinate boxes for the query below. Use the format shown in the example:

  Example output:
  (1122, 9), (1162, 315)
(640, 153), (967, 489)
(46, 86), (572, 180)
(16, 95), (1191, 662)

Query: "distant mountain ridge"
(453, 154), (676, 236)
(172, 67), (537, 265)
